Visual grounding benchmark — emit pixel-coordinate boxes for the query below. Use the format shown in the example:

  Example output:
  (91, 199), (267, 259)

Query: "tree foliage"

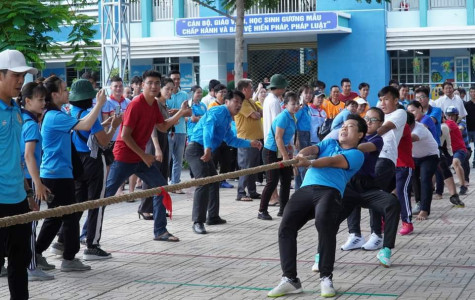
(0, 0), (100, 70)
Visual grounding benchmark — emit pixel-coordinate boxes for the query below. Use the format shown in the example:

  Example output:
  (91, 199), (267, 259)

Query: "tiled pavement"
(1, 171), (475, 299)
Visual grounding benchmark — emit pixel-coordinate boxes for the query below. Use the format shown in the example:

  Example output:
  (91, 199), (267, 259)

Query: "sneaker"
(80, 238), (87, 246)
(28, 268), (54, 281)
(377, 247), (391, 268)
(311, 253), (320, 272)
(50, 242), (64, 256)
(399, 222), (414, 235)
(361, 233), (383, 251)
(257, 211), (272, 220)
(36, 254), (55, 271)
(460, 185), (468, 195)
(340, 233), (366, 251)
(0, 265), (6, 277)
(256, 181), (264, 186)
(220, 181), (234, 189)
(320, 276), (336, 298)
(267, 276), (302, 297)
(61, 258), (91, 272)
(450, 194), (465, 207)
(83, 247), (112, 261)
(412, 202), (421, 215)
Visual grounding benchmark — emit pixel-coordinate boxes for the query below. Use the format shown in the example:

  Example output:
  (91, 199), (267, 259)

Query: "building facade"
(42, 0), (475, 105)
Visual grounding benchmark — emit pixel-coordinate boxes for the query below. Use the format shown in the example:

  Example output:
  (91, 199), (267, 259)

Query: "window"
(390, 0), (419, 11)
(390, 50), (430, 85)
(455, 57), (471, 88)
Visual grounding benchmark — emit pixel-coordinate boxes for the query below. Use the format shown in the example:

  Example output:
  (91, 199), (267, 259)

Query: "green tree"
(0, 0), (100, 70)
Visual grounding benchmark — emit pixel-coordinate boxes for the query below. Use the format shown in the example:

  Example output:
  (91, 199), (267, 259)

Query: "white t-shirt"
(412, 122), (440, 158)
(201, 94), (215, 108)
(263, 93), (282, 143)
(379, 109), (407, 164)
(434, 95), (467, 118)
(440, 123), (453, 156)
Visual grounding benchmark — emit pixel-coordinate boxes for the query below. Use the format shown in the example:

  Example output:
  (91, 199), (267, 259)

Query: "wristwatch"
(308, 159), (315, 168)
(26, 188), (34, 198)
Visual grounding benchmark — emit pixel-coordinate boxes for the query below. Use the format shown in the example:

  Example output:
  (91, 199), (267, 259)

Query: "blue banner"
(176, 12), (338, 37)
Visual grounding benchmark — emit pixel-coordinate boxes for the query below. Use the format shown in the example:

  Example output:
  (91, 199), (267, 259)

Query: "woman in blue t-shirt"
(18, 82), (55, 280)
(35, 75), (107, 272)
(258, 92), (299, 221)
(187, 85), (206, 138)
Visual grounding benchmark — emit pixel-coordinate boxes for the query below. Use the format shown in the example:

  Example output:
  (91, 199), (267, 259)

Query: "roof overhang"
(176, 11), (351, 39)
(387, 26), (475, 50)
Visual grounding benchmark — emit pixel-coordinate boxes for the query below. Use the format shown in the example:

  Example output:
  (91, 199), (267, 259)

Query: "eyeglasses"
(415, 96), (427, 100)
(364, 117), (381, 123)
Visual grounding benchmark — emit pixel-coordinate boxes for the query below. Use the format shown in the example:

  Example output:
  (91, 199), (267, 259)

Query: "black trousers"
(212, 142), (234, 175)
(279, 185), (342, 279)
(36, 178), (80, 260)
(185, 142), (220, 223)
(58, 153), (107, 248)
(259, 148), (292, 214)
(340, 185), (400, 249)
(0, 199), (32, 300)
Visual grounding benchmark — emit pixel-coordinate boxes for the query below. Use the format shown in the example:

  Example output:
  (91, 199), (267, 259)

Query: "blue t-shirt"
(188, 101), (207, 137)
(357, 133), (384, 178)
(331, 109), (351, 130)
(302, 138), (364, 197)
(166, 91), (188, 134)
(295, 105), (311, 131)
(0, 99), (27, 203)
(40, 110), (79, 179)
(189, 105), (251, 151)
(21, 111), (42, 179)
(426, 105), (442, 146)
(70, 105), (103, 152)
(264, 110), (297, 152)
(420, 114), (439, 145)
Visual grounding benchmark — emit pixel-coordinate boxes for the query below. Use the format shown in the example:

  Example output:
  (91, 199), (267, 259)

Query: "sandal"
(154, 232), (179, 242)
(268, 201), (280, 207)
(236, 196), (253, 201)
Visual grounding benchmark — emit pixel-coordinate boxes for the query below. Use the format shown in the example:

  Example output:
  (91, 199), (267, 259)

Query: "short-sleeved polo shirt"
(21, 110), (42, 179)
(166, 91), (188, 134)
(264, 109), (297, 152)
(40, 110), (79, 179)
(70, 105), (103, 152)
(0, 99), (26, 203)
(302, 138), (364, 197)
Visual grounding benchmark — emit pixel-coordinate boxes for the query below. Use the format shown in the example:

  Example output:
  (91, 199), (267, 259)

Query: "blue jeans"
(168, 133), (186, 184)
(105, 161), (168, 237)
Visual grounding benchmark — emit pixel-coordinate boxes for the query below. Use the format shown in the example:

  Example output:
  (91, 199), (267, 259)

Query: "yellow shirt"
(322, 99), (345, 119)
(234, 99), (264, 140)
(208, 101), (221, 109)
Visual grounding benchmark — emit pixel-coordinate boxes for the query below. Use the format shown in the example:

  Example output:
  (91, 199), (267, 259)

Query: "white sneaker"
(267, 276), (302, 297)
(311, 253), (319, 272)
(320, 276), (336, 298)
(340, 233), (366, 251)
(361, 233), (383, 251)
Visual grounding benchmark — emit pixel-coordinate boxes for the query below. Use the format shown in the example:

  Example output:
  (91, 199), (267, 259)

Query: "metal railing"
(185, 0), (200, 18)
(246, 0), (316, 15)
(430, 0), (466, 8)
(153, 0), (173, 20)
(390, 0), (419, 11)
(130, 0), (142, 22)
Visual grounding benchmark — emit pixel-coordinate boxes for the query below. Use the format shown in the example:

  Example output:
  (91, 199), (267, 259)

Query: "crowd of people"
(0, 48), (473, 299)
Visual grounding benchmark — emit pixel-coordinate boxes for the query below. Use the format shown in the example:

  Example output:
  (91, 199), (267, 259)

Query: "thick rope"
(0, 157), (304, 228)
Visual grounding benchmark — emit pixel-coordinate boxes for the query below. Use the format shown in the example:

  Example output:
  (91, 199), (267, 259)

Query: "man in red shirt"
(105, 70), (190, 242)
(339, 78), (358, 103)
(445, 106), (468, 195)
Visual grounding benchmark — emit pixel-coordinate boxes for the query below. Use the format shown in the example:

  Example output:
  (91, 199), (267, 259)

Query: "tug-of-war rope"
(0, 157), (306, 228)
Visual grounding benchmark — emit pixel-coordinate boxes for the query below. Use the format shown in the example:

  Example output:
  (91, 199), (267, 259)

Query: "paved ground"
(1, 170), (475, 300)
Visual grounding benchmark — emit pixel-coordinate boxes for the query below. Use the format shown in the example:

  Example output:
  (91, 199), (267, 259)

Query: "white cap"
(0, 50), (38, 75)
(355, 97), (367, 105)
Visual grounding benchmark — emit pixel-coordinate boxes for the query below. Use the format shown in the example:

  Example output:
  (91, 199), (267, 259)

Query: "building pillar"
(142, 0), (152, 37)
(467, 0), (474, 25)
(199, 39), (227, 88)
(420, 0), (428, 27)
